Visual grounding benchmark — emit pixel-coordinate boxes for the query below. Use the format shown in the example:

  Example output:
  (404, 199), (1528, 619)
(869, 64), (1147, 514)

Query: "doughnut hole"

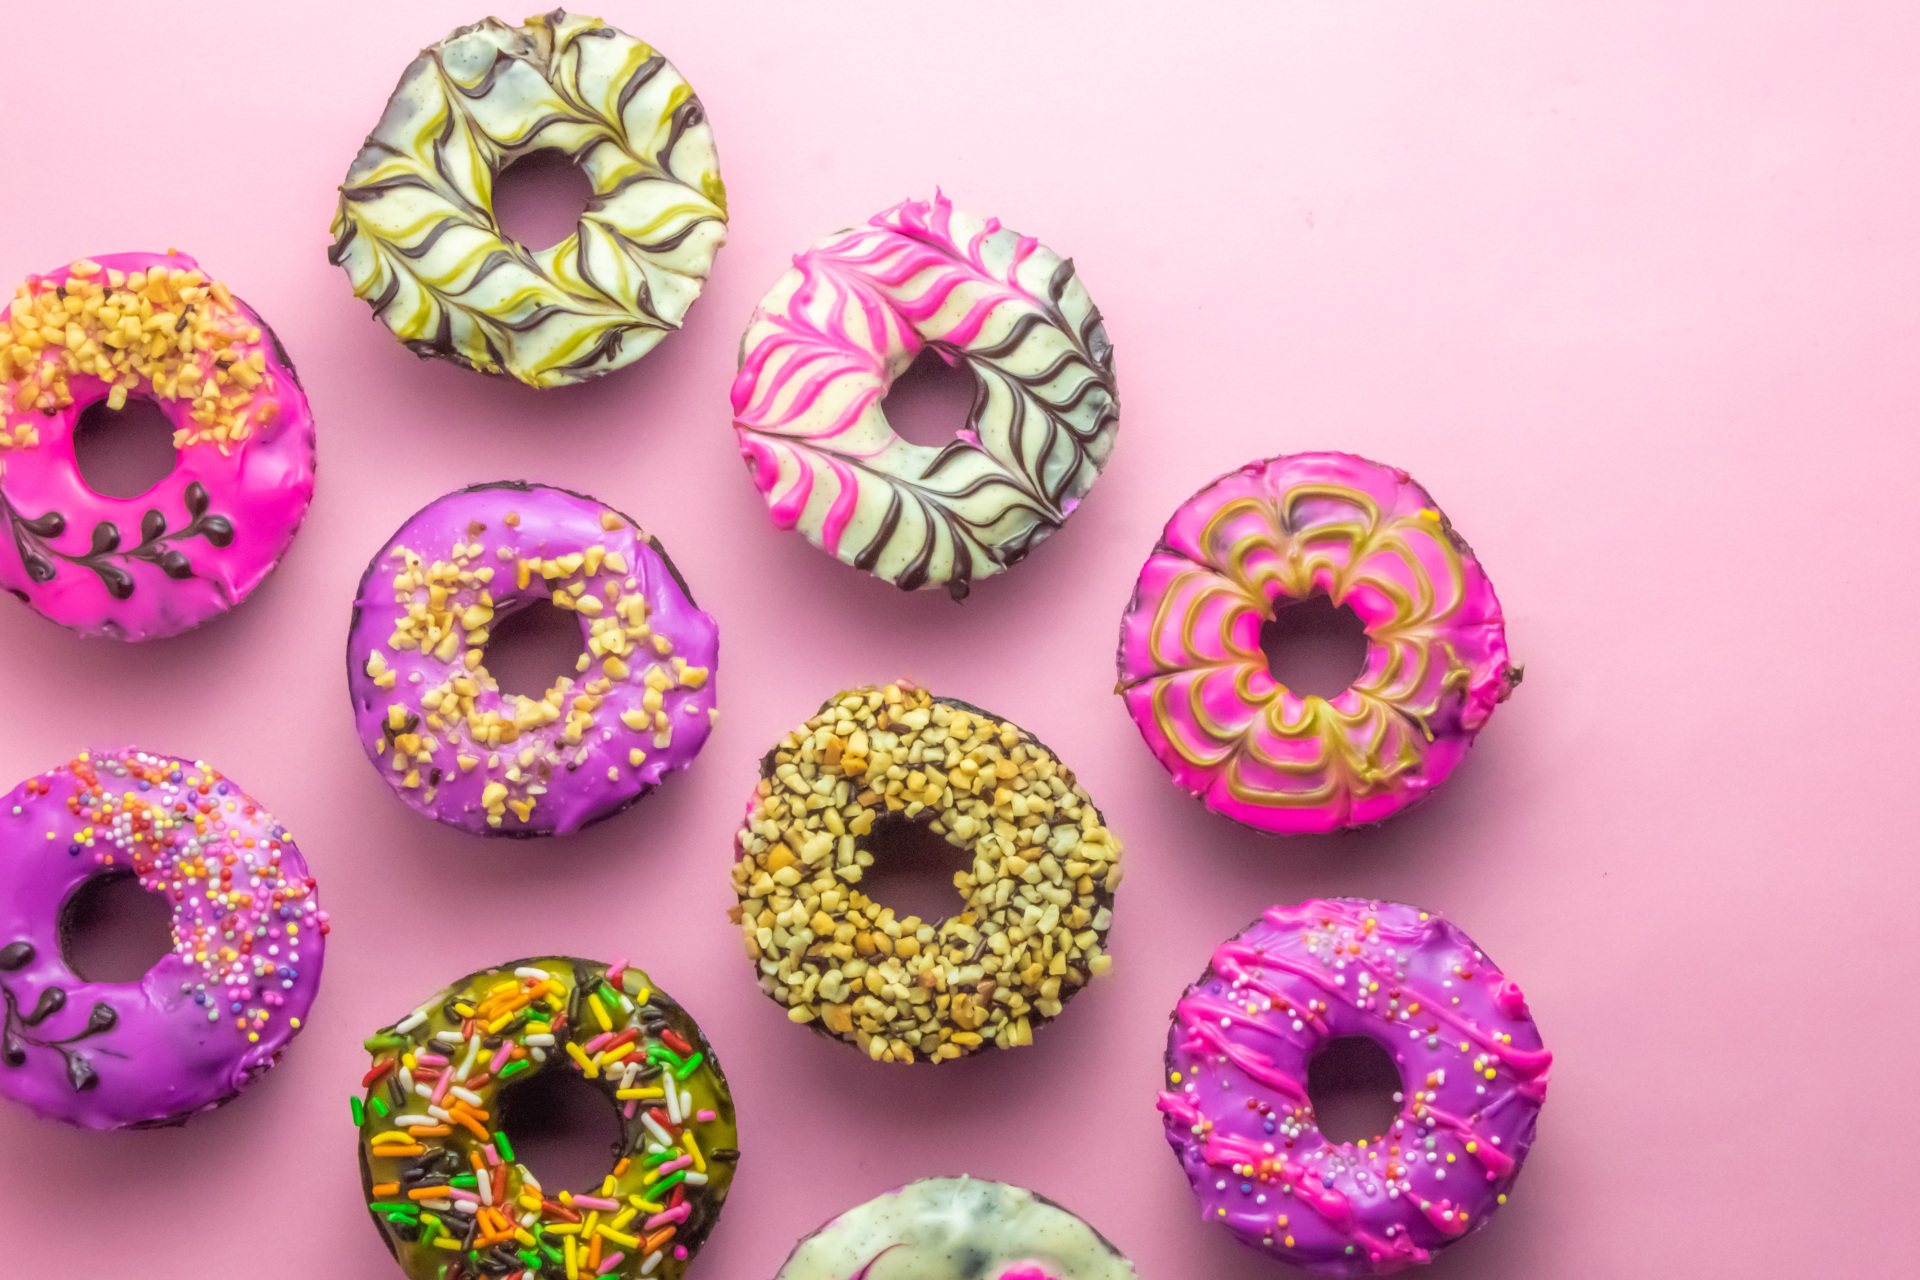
(492, 148), (594, 251)
(1259, 593), (1370, 700)
(72, 396), (178, 500)
(1306, 1035), (1404, 1145)
(483, 596), (587, 701)
(857, 813), (971, 927)
(58, 870), (175, 985)
(498, 1065), (625, 1194)
(882, 347), (978, 448)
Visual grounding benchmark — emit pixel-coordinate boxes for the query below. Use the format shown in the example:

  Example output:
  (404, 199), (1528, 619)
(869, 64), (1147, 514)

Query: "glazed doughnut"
(348, 482), (717, 836)
(1116, 453), (1516, 834)
(1157, 899), (1549, 1276)
(0, 749), (326, 1129)
(730, 681), (1120, 1063)
(732, 193), (1118, 599)
(775, 1178), (1136, 1280)
(0, 251), (316, 639)
(355, 955), (737, 1280)
(330, 10), (727, 387)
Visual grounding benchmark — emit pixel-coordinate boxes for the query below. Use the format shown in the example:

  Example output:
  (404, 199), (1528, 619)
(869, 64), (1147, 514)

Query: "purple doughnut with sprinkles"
(0, 251), (316, 640)
(1158, 899), (1549, 1275)
(0, 749), (326, 1129)
(347, 482), (718, 836)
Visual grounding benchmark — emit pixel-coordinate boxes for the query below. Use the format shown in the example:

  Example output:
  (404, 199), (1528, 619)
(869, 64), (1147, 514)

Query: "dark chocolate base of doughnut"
(761, 689), (1117, 1065)
(345, 480), (700, 839)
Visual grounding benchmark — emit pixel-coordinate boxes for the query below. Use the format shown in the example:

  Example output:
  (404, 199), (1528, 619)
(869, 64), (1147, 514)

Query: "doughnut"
(730, 681), (1121, 1063)
(348, 482), (718, 836)
(774, 1177), (1136, 1280)
(731, 193), (1118, 599)
(1116, 452), (1516, 834)
(0, 749), (326, 1129)
(355, 955), (737, 1280)
(1157, 899), (1550, 1275)
(0, 251), (316, 640)
(330, 10), (727, 388)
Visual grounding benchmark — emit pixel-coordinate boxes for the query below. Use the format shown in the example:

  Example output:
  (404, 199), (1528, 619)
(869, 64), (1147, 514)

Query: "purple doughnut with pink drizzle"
(1117, 453), (1517, 834)
(0, 251), (315, 640)
(347, 482), (718, 836)
(732, 194), (1118, 599)
(1158, 899), (1549, 1276)
(0, 749), (326, 1129)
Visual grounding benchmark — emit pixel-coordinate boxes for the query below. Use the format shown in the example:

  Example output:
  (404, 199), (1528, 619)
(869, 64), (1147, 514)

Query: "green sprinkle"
(519, 1250), (541, 1268)
(369, 1202), (417, 1213)
(350, 1096), (365, 1126)
(643, 1147), (679, 1168)
(648, 1044), (684, 1069)
(372, 1096), (389, 1118)
(651, 1170), (688, 1196)
(494, 1133), (516, 1161)
(450, 1173), (477, 1189)
(599, 983), (620, 1007)
(674, 1051), (705, 1080)
(500, 1059), (531, 1079)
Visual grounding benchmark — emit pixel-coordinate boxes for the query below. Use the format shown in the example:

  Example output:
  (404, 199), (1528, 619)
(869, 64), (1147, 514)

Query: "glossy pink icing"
(346, 482), (719, 836)
(0, 749), (326, 1129)
(732, 193), (1117, 597)
(1116, 453), (1514, 834)
(1158, 899), (1548, 1276)
(0, 252), (315, 640)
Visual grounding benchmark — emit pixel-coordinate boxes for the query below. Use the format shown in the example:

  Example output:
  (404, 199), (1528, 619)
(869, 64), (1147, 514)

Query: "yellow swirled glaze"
(1116, 453), (1516, 834)
(329, 10), (726, 387)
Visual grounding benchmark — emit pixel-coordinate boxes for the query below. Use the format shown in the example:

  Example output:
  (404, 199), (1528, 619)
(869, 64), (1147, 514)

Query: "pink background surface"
(1, 2), (1916, 1277)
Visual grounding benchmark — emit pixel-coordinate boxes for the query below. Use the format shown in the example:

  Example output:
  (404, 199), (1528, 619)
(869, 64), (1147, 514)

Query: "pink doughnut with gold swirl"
(1116, 453), (1516, 834)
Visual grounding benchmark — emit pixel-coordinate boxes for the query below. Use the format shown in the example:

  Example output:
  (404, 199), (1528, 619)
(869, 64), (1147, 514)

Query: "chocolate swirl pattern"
(329, 10), (727, 388)
(732, 194), (1118, 599)
(1116, 454), (1515, 835)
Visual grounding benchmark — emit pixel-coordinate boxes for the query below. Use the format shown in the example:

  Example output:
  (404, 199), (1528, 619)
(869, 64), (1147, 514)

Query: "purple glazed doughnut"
(0, 749), (327, 1129)
(0, 252), (316, 640)
(1116, 453), (1517, 835)
(1157, 899), (1549, 1276)
(347, 482), (719, 836)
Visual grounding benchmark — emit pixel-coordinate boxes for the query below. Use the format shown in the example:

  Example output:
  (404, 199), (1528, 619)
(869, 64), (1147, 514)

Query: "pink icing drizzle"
(1158, 899), (1549, 1276)
(1117, 452), (1513, 834)
(0, 252), (315, 640)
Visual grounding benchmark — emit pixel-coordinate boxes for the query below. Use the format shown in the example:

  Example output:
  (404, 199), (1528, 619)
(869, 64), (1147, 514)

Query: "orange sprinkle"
(370, 1183), (400, 1197)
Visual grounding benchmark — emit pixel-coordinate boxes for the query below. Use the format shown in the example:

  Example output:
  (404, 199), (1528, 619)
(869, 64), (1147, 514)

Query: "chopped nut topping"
(730, 682), (1122, 1063)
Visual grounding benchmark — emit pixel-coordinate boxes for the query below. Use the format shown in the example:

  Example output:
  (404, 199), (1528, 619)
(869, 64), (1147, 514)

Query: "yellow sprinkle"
(565, 1040), (599, 1078)
(680, 1130), (705, 1173)
(616, 1087), (665, 1100)
(597, 1226), (640, 1249)
(587, 993), (612, 1032)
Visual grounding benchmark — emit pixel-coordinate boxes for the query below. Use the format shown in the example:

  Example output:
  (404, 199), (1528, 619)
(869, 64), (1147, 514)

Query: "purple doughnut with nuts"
(347, 482), (718, 836)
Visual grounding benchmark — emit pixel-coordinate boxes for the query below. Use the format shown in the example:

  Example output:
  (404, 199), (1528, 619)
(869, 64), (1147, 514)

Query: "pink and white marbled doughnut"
(0, 252), (315, 640)
(1158, 899), (1549, 1276)
(732, 194), (1118, 599)
(1116, 453), (1516, 834)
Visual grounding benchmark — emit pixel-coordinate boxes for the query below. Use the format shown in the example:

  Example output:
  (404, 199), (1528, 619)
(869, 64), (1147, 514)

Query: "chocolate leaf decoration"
(184, 480), (210, 519)
(89, 521), (120, 555)
(0, 942), (32, 971)
(66, 1053), (98, 1091)
(1, 1030), (23, 1069)
(93, 561), (135, 600)
(21, 552), (56, 585)
(159, 550), (193, 580)
(23, 986), (65, 1027)
(21, 511), (64, 538)
(140, 509), (167, 542)
(200, 515), (234, 548)
(82, 1003), (116, 1037)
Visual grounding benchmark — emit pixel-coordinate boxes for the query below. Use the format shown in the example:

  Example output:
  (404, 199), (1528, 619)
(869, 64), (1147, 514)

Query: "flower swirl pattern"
(329, 10), (726, 387)
(732, 194), (1117, 599)
(1117, 453), (1514, 834)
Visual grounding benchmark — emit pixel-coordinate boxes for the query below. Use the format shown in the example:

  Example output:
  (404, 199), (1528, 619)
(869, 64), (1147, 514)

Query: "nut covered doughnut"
(732, 194), (1118, 598)
(730, 682), (1121, 1063)
(1117, 453), (1516, 834)
(774, 1177), (1137, 1280)
(0, 749), (326, 1129)
(0, 252), (316, 639)
(1157, 899), (1550, 1276)
(355, 956), (737, 1280)
(348, 483), (718, 836)
(330, 10), (727, 387)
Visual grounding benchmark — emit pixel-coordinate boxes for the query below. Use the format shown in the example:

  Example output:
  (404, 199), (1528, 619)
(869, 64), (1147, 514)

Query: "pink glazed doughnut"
(1157, 899), (1549, 1276)
(0, 749), (327, 1129)
(0, 252), (316, 640)
(1116, 453), (1516, 834)
(732, 193), (1118, 599)
(347, 482), (718, 836)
